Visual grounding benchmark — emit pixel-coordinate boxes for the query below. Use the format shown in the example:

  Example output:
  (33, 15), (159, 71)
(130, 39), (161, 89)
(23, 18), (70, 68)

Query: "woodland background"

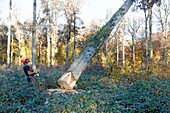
(0, 0), (170, 70)
(0, 0), (170, 112)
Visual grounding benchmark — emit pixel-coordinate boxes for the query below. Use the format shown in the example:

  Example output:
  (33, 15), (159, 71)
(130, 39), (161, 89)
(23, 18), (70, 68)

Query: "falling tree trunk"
(32, 0), (37, 70)
(58, 0), (134, 89)
(7, 0), (12, 68)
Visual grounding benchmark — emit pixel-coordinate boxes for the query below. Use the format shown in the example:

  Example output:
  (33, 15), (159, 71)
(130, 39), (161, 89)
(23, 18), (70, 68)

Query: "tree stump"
(58, 72), (77, 90)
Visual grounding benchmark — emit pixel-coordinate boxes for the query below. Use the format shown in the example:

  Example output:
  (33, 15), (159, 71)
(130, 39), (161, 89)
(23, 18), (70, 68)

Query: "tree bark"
(51, 12), (58, 66)
(116, 36), (119, 66)
(122, 36), (125, 69)
(66, 18), (72, 65)
(51, 29), (55, 66)
(153, 0), (169, 64)
(32, 0), (37, 70)
(73, 11), (76, 61)
(47, 9), (51, 67)
(18, 35), (21, 65)
(127, 17), (143, 69)
(132, 34), (135, 69)
(38, 39), (42, 64)
(58, 0), (134, 89)
(7, 0), (12, 68)
(11, 34), (14, 64)
(144, 9), (149, 65)
(149, 8), (153, 63)
(47, 31), (51, 67)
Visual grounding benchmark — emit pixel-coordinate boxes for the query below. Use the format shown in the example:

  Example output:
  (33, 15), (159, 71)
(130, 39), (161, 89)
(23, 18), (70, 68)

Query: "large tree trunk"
(11, 34), (14, 64)
(132, 35), (135, 69)
(47, 31), (51, 67)
(58, 0), (134, 89)
(73, 11), (77, 61)
(116, 36), (119, 66)
(51, 12), (57, 66)
(32, 0), (37, 70)
(66, 18), (72, 65)
(163, 0), (169, 65)
(18, 35), (21, 65)
(163, 27), (167, 64)
(51, 29), (55, 66)
(38, 39), (42, 64)
(7, 0), (12, 68)
(47, 9), (51, 67)
(144, 9), (149, 65)
(149, 8), (153, 63)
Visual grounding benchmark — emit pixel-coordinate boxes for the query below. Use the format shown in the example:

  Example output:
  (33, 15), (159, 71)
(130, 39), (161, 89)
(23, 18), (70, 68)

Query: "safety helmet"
(21, 58), (30, 64)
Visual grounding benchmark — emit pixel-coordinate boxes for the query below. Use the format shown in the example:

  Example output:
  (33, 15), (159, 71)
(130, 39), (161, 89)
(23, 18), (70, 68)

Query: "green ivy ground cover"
(0, 69), (169, 113)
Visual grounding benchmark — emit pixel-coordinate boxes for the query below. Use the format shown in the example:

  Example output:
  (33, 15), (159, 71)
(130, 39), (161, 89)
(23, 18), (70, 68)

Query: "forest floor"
(0, 64), (170, 113)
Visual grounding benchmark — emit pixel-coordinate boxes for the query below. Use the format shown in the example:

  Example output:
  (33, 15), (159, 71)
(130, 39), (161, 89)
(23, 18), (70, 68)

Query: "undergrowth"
(0, 66), (169, 112)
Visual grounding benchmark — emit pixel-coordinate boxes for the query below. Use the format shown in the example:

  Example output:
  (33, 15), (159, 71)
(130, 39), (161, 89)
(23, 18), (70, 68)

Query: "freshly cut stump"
(58, 72), (77, 90)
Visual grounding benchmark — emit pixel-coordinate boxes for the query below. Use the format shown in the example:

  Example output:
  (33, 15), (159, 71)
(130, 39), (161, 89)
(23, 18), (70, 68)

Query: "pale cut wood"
(58, 72), (77, 90)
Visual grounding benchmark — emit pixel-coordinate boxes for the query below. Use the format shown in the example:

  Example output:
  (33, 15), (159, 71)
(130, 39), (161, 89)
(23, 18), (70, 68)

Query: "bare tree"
(127, 17), (143, 68)
(60, 0), (83, 65)
(10, 4), (21, 64)
(50, 0), (62, 66)
(73, 10), (77, 61)
(154, 0), (170, 64)
(44, 1), (51, 67)
(32, 0), (37, 70)
(40, 0), (59, 66)
(7, 0), (12, 68)
(117, 18), (128, 69)
(136, 0), (161, 66)
(15, 22), (22, 65)
(116, 35), (120, 66)
(148, 8), (153, 63)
